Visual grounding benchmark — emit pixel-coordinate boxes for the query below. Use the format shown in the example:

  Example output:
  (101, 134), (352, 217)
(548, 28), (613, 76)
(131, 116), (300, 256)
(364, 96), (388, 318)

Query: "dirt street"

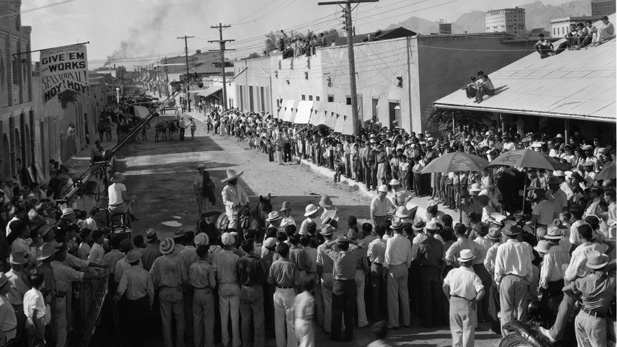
(76, 114), (502, 346)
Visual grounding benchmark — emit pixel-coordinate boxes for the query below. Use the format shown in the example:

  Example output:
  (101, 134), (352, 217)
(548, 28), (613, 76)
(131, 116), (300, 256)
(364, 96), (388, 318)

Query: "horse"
(168, 120), (179, 141)
(215, 193), (273, 243)
(154, 121), (168, 142)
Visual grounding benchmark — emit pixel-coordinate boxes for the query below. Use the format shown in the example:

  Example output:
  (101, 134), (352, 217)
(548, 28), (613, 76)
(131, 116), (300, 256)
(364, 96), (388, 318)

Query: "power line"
(209, 23), (235, 109)
(177, 35), (195, 111)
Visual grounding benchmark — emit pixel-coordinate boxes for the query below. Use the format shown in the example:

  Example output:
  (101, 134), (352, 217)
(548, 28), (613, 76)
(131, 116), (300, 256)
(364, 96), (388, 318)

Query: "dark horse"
(214, 193), (273, 243)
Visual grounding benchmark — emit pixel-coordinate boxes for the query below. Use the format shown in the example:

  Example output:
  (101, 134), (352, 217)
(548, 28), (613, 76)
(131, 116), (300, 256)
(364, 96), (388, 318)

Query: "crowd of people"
(276, 30), (332, 59)
(0, 99), (615, 347)
(534, 15), (615, 58)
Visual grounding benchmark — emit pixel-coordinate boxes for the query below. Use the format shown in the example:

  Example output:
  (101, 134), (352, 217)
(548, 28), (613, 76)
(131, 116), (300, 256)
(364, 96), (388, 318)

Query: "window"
(301, 94), (306, 101)
(316, 96), (320, 101)
(12, 58), (19, 85)
(327, 95), (334, 102)
(346, 96), (351, 105)
(308, 95), (313, 101)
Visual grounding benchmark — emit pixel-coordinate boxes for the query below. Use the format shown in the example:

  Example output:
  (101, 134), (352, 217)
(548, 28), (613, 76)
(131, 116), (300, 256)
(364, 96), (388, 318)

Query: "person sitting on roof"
(554, 24), (579, 55)
(591, 16), (615, 47)
(474, 73), (495, 104)
(534, 34), (554, 58)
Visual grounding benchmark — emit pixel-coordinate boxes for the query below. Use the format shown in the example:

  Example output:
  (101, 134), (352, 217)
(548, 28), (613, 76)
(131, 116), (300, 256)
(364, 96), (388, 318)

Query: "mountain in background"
(384, 0), (592, 34)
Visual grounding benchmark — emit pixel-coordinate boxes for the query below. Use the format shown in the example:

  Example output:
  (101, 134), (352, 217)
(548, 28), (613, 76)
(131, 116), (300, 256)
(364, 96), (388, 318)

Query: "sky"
(22, 0), (577, 69)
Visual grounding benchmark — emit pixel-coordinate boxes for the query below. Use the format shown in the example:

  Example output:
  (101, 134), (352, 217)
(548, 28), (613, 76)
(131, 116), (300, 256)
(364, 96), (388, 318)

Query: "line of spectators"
(277, 30), (331, 59)
(534, 16), (615, 59)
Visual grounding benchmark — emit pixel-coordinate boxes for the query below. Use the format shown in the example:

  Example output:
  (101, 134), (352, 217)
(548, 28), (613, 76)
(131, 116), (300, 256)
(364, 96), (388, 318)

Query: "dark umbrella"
(596, 164), (616, 181)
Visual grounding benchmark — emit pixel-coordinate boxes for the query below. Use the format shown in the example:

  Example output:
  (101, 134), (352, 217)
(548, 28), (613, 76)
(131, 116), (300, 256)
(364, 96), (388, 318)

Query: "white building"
(485, 8), (526, 36)
(550, 16), (604, 38)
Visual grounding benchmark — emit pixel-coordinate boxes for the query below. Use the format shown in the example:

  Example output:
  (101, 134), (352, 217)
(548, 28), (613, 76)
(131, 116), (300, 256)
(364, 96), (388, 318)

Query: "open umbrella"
(421, 152), (490, 222)
(596, 164), (616, 181)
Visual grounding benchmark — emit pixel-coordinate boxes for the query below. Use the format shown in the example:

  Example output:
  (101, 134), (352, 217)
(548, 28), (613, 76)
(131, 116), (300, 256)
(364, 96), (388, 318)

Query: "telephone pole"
(318, 0), (377, 136)
(209, 23), (234, 110)
(177, 35), (194, 111)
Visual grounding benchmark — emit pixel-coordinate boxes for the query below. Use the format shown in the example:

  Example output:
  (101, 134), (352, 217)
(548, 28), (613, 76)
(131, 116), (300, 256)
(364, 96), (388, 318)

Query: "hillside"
(385, 0), (592, 34)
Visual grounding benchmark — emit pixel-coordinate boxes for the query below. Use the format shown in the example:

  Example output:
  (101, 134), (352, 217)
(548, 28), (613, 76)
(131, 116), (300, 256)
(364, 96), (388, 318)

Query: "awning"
(133, 106), (150, 119)
(333, 104), (354, 135)
(433, 15), (616, 123)
(197, 86), (223, 98)
(282, 100), (296, 122)
(187, 90), (203, 94)
(294, 101), (313, 124)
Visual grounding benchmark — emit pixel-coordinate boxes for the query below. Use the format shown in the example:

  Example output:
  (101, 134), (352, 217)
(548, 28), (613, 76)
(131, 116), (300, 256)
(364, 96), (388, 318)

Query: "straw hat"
(487, 227), (502, 240)
(267, 211), (282, 222)
(457, 249), (476, 263)
(304, 204), (320, 217)
(159, 238), (175, 255)
(37, 243), (58, 261)
(395, 206), (411, 219)
(534, 240), (552, 254)
(390, 218), (404, 230)
(503, 225), (522, 236)
(586, 251), (609, 270)
(145, 228), (158, 241)
(377, 185), (388, 193)
(412, 217), (425, 231)
(389, 179), (401, 186)
(221, 169), (244, 183)
(280, 201), (291, 211)
(194, 233), (209, 246)
(319, 195), (333, 208)
(221, 232), (236, 246)
(264, 237), (277, 248)
(125, 249), (143, 263)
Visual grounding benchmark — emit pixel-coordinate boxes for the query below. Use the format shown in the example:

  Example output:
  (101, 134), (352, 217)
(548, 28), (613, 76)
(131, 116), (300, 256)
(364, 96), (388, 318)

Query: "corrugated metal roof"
(434, 15), (616, 123)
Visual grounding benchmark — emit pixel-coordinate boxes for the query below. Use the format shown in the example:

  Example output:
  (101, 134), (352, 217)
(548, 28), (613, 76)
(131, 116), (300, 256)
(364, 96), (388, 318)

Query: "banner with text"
(40, 44), (89, 103)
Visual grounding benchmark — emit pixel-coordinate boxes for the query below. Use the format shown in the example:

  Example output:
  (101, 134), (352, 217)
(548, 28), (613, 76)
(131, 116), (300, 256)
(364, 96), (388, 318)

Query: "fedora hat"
(544, 225), (564, 240)
(159, 238), (175, 255)
(8, 251), (28, 265)
(280, 201), (291, 211)
(0, 273), (8, 288)
(412, 217), (425, 231)
(194, 233), (209, 246)
(457, 249), (476, 263)
(221, 232), (236, 246)
(503, 224), (522, 236)
(395, 206), (411, 219)
(125, 249), (143, 264)
(320, 225), (334, 236)
(111, 172), (126, 183)
(37, 243), (58, 261)
(319, 195), (333, 208)
(389, 179), (401, 186)
(173, 229), (186, 239)
(267, 211), (282, 222)
(390, 218), (404, 230)
(304, 204), (320, 217)
(586, 251), (609, 270)
(469, 183), (482, 192)
(534, 240), (552, 254)
(145, 228), (158, 241)
(221, 169), (244, 183)
(487, 227), (502, 240)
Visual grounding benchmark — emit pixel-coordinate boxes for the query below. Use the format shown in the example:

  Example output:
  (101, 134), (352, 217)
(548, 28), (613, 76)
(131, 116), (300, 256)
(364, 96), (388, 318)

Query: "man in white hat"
(149, 237), (188, 347)
(443, 249), (485, 347)
(370, 185), (395, 228)
(384, 218), (413, 329)
(564, 250), (616, 347)
(213, 232), (241, 347)
(108, 172), (137, 223)
(221, 169), (249, 230)
(494, 225), (533, 336)
(141, 228), (162, 271)
(279, 201), (296, 229)
(266, 211), (284, 232)
(387, 179), (412, 208)
(299, 204), (320, 236)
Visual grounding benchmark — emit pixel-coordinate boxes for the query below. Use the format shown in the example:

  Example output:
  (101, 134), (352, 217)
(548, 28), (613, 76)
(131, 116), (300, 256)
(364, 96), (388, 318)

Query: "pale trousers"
(575, 311), (607, 347)
(193, 288), (215, 347)
(218, 283), (241, 347)
(55, 297), (67, 347)
(273, 287), (297, 347)
(354, 269), (368, 327)
(195, 194), (208, 216)
(450, 296), (476, 347)
(377, 163), (387, 184)
(499, 275), (528, 336)
(159, 286), (185, 347)
(320, 273), (334, 333)
(294, 318), (315, 347)
(387, 264), (410, 327)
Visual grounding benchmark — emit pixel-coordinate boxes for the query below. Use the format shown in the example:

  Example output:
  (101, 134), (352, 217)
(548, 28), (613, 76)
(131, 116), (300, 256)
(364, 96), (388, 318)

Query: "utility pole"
(209, 23), (234, 110)
(177, 35), (194, 111)
(318, 0), (377, 137)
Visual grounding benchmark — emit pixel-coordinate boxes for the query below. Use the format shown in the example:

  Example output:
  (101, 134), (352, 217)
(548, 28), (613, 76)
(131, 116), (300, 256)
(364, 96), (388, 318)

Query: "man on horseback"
(221, 169), (249, 230)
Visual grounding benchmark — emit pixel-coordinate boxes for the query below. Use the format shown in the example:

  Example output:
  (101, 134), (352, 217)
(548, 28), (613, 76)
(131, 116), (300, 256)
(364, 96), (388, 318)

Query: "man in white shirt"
(23, 273), (47, 347)
(370, 185), (394, 228)
(221, 170), (249, 230)
(107, 172), (136, 222)
(494, 225), (533, 336)
(383, 218), (412, 329)
(367, 224), (387, 322)
(279, 201), (296, 229)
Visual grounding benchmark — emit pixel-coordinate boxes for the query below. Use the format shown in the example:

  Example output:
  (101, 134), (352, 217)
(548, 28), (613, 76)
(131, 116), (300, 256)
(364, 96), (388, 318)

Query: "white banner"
(40, 44), (89, 103)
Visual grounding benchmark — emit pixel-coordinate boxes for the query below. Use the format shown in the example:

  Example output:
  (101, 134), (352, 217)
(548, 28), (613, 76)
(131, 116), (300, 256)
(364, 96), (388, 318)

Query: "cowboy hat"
(221, 169), (244, 183)
(304, 204), (320, 217)
(280, 201), (291, 211)
(125, 249), (143, 264)
(145, 228), (158, 241)
(586, 251), (609, 270)
(390, 218), (404, 230)
(221, 232), (236, 246)
(160, 238), (176, 255)
(194, 233), (209, 246)
(8, 251), (28, 265)
(37, 243), (58, 261)
(319, 195), (334, 208)
(411, 217), (425, 231)
(111, 172), (126, 183)
(534, 240), (552, 254)
(267, 211), (282, 222)
(457, 249), (476, 263)
(389, 179), (401, 186)
(468, 183), (482, 192)
(487, 227), (502, 240)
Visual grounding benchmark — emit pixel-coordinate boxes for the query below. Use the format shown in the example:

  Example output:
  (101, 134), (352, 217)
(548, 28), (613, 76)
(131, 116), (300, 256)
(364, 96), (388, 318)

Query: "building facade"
(551, 16), (604, 38)
(592, 0), (616, 16)
(485, 8), (526, 36)
(233, 32), (537, 133)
